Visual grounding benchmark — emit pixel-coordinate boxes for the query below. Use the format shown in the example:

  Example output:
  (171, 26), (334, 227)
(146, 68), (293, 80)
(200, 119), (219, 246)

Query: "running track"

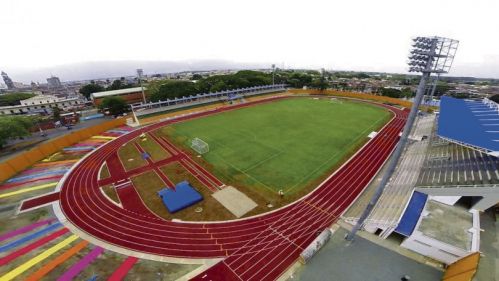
(56, 96), (407, 280)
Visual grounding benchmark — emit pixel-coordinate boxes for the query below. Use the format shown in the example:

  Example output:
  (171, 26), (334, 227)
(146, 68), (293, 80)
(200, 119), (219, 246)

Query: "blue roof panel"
(438, 96), (499, 152)
(395, 191), (428, 237)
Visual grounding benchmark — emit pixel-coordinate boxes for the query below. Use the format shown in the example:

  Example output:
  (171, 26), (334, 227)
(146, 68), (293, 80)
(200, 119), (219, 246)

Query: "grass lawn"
(159, 97), (391, 197)
(99, 163), (110, 179)
(101, 184), (120, 205)
(131, 165), (235, 221)
(117, 141), (147, 171)
(137, 134), (170, 162)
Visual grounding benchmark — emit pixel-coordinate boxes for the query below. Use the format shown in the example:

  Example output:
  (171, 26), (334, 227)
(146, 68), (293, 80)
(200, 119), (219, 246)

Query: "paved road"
(0, 117), (113, 163)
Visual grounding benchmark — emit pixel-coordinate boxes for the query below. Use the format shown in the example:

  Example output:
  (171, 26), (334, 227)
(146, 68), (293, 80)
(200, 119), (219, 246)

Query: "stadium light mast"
(137, 69), (146, 104)
(346, 36), (458, 241)
(272, 64), (276, 85)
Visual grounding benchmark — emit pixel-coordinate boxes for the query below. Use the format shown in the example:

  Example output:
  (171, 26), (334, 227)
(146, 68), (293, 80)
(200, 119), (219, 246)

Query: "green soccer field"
(164, 97), (391, 195)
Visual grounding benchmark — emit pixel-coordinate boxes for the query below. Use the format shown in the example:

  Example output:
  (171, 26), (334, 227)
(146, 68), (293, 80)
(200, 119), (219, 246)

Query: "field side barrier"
(300, 228), (332, 264)
(0, 118), (126, 183)
(288, 89), (413, 108)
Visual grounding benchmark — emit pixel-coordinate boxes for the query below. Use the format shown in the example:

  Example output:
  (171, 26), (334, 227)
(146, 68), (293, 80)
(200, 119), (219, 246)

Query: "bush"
(99, 96), (129, 116)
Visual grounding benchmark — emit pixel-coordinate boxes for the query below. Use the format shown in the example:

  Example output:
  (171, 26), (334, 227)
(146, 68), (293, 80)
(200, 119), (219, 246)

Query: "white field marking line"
(228, 118), (402, 270)
(241, 151), (285, 173)
(179, 158), (219, 190)
(99, 185), (122, 208)
(209, 152), (276, 193)
(165, 104), (400, 226)
(63, 143), (324, 246)
(232, 211), (337, 275)
(179, 159), (218, 191)
(101, 104), (402, 237)
(62, 104), (298, 224)
(222, 260), (245, 281)
(228, 213), (326, 270)
(284, 113), (390, 193)
(231, 129), (285, 154)
(227, 118), (402, 265)
(128, 174), (168, 221)
(78, 143), (334, 253)
(158, 133), (224, 187)
(67, 119), (390, 260)
(59, 97), (402, 255)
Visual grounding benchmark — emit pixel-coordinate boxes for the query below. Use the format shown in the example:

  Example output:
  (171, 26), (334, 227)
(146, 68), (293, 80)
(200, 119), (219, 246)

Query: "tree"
(99, 96), (128, 116)
(79, 83), (105, 99)
(148, 80), (199, 102)
(107, 79), (135, 91)
(380, 88), (403, 98)
(52, 107), (61, 121)
(0, 116), (35, 148)
(0, 93), (36, 106)
(191, 74), (203, 80)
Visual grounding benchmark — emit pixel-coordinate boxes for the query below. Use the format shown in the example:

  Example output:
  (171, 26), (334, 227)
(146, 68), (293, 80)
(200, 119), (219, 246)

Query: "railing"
(131, 84), (286, 117)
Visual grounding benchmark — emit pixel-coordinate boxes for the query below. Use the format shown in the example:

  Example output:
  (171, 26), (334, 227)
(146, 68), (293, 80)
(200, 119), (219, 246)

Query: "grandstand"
(438, 96), (499, 156)
(344, 114), (435, 238)
(131, 84), (286, 119)
(346, 97), (499, 236)
(417, 96), (499, 211)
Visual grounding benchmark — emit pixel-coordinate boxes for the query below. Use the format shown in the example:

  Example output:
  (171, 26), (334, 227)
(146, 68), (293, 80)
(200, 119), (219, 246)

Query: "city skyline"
(1, 0), (499, 81)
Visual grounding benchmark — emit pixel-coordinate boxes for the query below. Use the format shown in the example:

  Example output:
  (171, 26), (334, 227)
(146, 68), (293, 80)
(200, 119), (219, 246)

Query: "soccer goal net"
(191, 138), (209, 154)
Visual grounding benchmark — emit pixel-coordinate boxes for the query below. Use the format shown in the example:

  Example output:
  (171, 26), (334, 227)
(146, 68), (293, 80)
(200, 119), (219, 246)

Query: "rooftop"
(417, 200), (473, 251)
(438, 96), (499, 155)
(91, 87), (145, 99)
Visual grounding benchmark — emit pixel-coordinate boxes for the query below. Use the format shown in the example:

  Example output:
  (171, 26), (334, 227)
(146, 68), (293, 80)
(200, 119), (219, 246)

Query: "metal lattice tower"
(346, 36), (459, 241)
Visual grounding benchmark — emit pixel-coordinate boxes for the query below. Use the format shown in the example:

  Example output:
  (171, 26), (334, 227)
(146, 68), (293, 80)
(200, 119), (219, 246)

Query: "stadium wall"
(288, 89), (413, 108)
(442, 252), (480, 281)
(0, 118), (127, 183)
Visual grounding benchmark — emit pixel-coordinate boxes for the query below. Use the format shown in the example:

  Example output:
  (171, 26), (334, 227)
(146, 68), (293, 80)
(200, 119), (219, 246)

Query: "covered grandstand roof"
(438, 96), (499, 156)
(394, 191), (428, 237)
(91, 87), (145, 99)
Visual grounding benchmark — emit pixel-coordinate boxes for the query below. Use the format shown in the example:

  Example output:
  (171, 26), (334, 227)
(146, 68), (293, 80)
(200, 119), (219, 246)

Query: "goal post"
(191, 138), (209, 154)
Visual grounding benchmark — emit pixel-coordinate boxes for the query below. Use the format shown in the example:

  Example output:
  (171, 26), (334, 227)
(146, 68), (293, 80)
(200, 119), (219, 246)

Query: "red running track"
(57, 96), (407, 280)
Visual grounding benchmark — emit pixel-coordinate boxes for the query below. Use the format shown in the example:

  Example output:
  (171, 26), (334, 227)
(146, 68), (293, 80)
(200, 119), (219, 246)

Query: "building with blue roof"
(438, 96), (499, 156)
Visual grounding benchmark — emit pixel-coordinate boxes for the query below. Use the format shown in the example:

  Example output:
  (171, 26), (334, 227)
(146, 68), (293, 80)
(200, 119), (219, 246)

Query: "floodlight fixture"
(272, 64), (276, 85)
(346, 36), (459, 242)
(137, 68), (146, 104)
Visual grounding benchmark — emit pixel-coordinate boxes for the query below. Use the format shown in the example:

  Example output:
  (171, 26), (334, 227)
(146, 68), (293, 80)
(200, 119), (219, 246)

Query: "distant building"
(47, 76), (62, 88)
(0, 94), (85, 115)
(91, 87), (146, 106)
(1, 71), (15, 89)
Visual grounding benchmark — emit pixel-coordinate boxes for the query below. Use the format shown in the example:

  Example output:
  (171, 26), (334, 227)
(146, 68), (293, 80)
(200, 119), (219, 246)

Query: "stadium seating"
(438, 96), (499, 154)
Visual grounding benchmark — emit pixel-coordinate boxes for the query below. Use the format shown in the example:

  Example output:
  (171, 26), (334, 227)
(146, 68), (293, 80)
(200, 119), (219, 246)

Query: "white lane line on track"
(56, 98), (406, 262)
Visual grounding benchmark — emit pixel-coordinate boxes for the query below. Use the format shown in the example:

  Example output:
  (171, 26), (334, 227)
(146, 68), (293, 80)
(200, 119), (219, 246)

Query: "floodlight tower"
(137, 69), (146, 104)
(272, 64), (276, 85)
(346, 36), (458, 241)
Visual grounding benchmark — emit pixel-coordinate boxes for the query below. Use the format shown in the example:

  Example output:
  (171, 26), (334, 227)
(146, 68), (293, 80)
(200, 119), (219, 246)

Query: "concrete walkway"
(291, 228), (443, 281)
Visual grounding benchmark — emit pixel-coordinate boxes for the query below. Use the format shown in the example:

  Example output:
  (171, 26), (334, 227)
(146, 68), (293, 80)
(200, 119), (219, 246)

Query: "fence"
(0, 118), (126, 183)
(288, 89), (413, 108)
(132, 84), (286, 118)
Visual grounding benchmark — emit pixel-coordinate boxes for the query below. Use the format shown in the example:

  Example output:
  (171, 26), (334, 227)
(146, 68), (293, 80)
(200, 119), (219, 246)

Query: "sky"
(1, 0), (499, 82)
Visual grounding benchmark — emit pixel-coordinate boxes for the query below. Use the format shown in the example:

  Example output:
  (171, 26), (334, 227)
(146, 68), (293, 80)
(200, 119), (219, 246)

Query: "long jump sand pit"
(212, 186), (257, 218)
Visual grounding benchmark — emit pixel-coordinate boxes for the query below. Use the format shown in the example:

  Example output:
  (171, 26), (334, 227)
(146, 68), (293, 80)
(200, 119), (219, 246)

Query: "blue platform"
(395, 191), (428, 237)
(438, 96), (499, 153)
(157, 181), (203, 213)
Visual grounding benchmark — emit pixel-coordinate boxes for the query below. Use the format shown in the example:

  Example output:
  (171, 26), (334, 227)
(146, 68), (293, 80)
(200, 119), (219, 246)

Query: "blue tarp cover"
(394, 191), (428, 237)
(438, 96), (499, 151)
(157, 181), (203, 213)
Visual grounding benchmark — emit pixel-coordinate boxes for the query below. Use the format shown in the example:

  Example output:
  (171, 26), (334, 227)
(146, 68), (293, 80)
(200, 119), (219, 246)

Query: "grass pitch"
(163, 97), (391, 195)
